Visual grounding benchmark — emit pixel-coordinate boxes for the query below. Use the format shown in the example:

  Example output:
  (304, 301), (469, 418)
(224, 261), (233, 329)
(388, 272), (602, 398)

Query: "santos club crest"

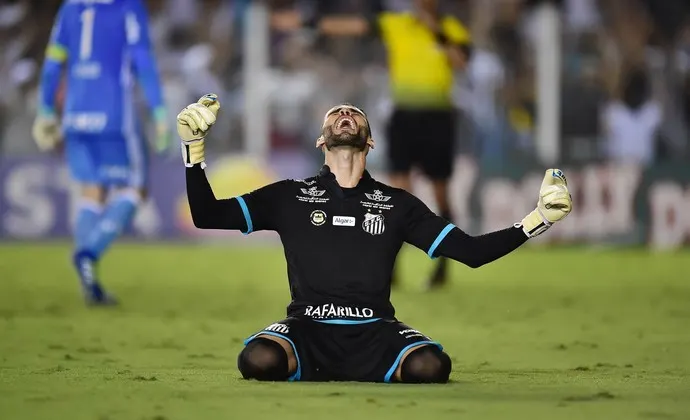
(362, 213), (385, 235)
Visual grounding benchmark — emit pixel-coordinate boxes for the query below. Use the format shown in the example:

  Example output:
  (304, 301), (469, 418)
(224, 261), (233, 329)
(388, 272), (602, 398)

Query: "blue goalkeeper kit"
(37, 0), (166, 304)
(39, 0), (165, 188)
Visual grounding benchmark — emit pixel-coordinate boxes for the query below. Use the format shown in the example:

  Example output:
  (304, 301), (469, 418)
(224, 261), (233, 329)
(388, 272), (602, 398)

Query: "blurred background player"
(31, 0), (169, 305)
(273, 0), (471, 289)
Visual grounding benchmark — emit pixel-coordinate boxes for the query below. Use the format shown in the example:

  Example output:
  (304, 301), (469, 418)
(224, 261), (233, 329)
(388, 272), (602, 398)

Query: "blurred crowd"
(1, 0), (690, 168)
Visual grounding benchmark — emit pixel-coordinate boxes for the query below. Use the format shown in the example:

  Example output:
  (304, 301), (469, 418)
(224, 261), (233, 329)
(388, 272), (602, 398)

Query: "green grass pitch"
(1, 243), (689, 420)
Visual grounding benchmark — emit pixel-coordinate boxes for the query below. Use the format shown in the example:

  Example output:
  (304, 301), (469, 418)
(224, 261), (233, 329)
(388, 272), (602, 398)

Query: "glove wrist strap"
(181, 140), (206, 169)
(518, 208), (551, 238)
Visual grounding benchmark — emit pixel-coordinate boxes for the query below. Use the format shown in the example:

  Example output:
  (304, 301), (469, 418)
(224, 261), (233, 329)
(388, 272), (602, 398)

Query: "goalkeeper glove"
(518, 169), (572, 238)
(177, 93), (220, 168)
(32, 108), (62, 152)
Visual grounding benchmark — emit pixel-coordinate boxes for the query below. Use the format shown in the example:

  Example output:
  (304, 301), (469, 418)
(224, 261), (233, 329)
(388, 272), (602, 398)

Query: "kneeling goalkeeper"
(179, 94), (572, 383)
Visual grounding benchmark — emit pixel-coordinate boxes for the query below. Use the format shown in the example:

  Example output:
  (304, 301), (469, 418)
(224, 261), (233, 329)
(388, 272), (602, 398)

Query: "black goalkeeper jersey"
(186, 164), (528, 321)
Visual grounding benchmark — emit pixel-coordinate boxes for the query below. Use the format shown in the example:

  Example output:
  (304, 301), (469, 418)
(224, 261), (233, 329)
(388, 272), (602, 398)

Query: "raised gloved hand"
(32, 108), (62, 152)
(518, 169), (572, 238)
(177, 93), (220, 168)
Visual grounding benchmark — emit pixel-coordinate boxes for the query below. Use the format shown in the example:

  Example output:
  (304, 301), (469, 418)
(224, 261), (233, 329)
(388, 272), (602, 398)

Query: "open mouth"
(335, 116), (357, 131)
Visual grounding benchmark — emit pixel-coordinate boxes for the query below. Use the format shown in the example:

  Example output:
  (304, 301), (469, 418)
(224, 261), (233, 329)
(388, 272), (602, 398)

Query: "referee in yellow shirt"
(276, 0), (470, 289)
(378, 1), (470, 289)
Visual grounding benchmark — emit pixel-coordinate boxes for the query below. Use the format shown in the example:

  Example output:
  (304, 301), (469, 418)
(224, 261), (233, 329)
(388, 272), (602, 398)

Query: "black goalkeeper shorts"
(243, 317), (443, 382)
(386, 108), (457, 180)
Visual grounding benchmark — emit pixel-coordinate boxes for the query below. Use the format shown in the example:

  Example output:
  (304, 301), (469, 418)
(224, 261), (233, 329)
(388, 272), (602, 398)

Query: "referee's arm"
(270, 1), (383, 36)
(437, 17), (472, 70)
(313, 12), (471, 70)
(403, 194), (527, 269)
(185, 165), (281, 233)
(439, 37), (470, 70)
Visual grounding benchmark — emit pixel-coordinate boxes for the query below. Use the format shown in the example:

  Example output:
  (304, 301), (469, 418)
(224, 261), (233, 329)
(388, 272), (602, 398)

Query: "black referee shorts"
(243, 317), (442, 382)
(386, 108), (457, 180)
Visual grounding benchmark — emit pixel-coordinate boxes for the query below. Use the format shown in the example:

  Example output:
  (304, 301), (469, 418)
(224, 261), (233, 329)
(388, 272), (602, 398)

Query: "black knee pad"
(400, 345), (452, 384)
(237, 337), (289, 381)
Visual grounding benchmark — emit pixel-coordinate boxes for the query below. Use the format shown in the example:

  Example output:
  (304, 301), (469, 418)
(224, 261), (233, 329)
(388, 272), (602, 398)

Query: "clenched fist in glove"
(518, 169), (572, 238)
(177, 93), (220, 168)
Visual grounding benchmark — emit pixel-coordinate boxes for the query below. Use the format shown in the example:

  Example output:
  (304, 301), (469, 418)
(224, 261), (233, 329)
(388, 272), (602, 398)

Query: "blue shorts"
(65, 131), (149, 188)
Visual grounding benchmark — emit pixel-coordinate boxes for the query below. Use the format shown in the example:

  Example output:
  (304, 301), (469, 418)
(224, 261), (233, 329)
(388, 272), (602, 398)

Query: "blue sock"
(74, 201), (103, 250)
(82, 192), (139, 259)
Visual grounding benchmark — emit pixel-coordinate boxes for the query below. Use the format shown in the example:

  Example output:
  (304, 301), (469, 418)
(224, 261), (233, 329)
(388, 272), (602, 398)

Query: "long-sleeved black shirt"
(187, 164), (528, 321)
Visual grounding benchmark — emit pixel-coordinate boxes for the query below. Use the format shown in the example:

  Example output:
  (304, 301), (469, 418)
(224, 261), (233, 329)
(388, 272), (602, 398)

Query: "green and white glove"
(518, 169), (573, 238)
(31, 108), (62, 152)
(177, 93), (220, 168)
